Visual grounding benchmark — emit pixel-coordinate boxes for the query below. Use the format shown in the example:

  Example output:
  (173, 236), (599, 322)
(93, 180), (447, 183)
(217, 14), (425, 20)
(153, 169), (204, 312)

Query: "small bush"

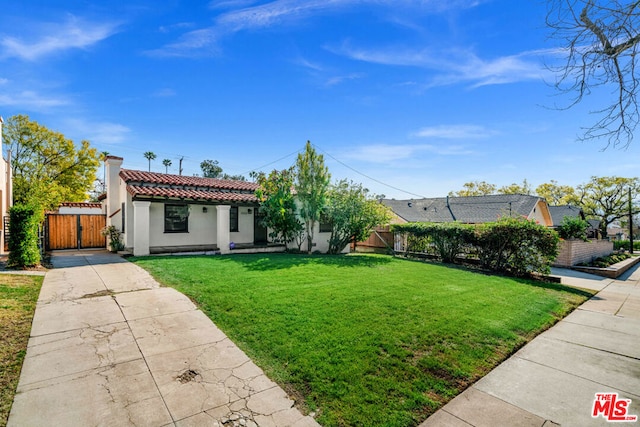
(613, 240), (640, 251)
(578, 252), (631, 267)
(557, 217), (589, 241)
(101, 225), (125, 252)
(474, 217), (560, 276)
(8, 204), (42, 268)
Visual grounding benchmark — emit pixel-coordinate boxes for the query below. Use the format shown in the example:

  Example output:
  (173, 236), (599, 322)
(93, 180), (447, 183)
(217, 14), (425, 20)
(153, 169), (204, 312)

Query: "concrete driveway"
(8, 250), (319, 427)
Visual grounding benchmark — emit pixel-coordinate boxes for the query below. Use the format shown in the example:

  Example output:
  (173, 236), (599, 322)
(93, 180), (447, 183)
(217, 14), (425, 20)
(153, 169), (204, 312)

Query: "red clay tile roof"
(120, 169), (258, 192)
(127, 185), (257, 203)
(60, 202), (103, 208)
(120, 169), (258, 203)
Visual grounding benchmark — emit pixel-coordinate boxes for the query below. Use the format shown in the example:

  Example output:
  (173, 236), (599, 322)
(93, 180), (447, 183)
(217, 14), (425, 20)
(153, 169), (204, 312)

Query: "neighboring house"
(103, 156), (335, 256)
(548, 205), (600, 239)
(382, 194), (553, 226)
(0, 117), (12, 254)
(607, 224), (628, 240)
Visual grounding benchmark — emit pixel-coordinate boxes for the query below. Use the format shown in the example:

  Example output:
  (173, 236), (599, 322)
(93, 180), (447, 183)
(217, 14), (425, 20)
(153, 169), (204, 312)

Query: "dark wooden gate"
(46, 214), (106, 250)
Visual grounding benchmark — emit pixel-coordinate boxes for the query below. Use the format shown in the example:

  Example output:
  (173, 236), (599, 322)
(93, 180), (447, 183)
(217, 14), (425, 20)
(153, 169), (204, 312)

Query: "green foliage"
(535, 180), (579, 205)
(498, 179), (533, 195)
(3, 115), (100, 211)
(133, 254), (591, 426)
(199, 159), (246, 181)
(556, 216), (589, 241)
(255, 168), (304, 246)
(200, 159), (222, 178)
(101, 225), (125, 252)
(7, 205), (41, 268)
(143, 151), (156, 171)
(295, 141), (330, 253)
(392, 222), (475, 263)
(577, 176), (640, 237)
(475, 217), (560, 276)
(613, 240), (640, 251)
(162, 158), (172, 173)
(577, 252), (632, 268)
(325, 180), (391, 254)
(448, 180), (496, 197)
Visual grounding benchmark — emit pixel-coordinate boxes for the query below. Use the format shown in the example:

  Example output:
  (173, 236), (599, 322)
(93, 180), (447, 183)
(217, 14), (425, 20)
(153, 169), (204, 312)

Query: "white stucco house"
(104, 156), (338, 256)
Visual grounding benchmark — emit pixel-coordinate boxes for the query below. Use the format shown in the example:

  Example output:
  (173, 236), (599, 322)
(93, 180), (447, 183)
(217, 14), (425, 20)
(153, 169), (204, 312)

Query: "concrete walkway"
(8, 250), (319, 427)
(420, 265), (640, 427)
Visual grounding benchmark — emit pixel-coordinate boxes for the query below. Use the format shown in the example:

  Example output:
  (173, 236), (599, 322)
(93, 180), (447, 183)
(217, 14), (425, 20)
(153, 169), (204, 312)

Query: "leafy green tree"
(498, 179), (533, 195)
(162, 158), (172, 173)
(3, 115), (100, 211)
(221, 173), (246, 181)
(295, 141), (330, 254)
(143, 151), (156, 171)
(576, 176), (640, 237)
(449, 181), (497, 197)
(535, 180), (580, 205)
(200, 159), (223, 178)
(255, 168), (304, 247)
(325, 180), (391, 254)
(557, 216), (589, 241)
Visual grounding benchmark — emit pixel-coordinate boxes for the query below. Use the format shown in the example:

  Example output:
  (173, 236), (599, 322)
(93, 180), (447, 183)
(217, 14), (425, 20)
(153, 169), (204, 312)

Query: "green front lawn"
(1, 274), (43, 427)
(133, 253), (592, 427)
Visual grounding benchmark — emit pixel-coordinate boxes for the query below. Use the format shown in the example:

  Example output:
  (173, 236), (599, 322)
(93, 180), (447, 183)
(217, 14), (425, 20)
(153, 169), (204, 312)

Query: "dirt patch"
(80, 290), (115, 299)
(176, 369), (200, 383)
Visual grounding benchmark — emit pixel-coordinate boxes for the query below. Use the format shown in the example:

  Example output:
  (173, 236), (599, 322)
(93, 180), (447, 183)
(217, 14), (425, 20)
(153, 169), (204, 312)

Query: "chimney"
(105, 156), (124, 226)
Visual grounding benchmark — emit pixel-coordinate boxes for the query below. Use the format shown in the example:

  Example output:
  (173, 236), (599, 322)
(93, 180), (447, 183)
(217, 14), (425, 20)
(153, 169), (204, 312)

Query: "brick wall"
(553, 239), (613, 267)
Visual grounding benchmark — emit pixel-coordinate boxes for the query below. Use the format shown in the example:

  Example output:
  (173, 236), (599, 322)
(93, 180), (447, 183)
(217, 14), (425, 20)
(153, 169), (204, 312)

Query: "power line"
(311, 143), (427, 199)
(240, 147), (304, 176)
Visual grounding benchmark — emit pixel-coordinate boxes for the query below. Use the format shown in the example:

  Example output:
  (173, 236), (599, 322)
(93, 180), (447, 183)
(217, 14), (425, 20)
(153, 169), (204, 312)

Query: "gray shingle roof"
(383, 194), (545, 224)
(548, 205), (584, 226)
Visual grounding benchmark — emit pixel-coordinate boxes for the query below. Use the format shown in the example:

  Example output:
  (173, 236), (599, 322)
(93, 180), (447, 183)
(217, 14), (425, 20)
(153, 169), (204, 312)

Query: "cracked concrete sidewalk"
(8, 250), (320, 427)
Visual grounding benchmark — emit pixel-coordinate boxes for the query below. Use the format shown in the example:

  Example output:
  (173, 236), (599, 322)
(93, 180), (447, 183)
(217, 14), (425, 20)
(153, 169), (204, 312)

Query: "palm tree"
(143, 151), (156, 172)
(100, 151), (110, 192)
(162, 158), (172, 174)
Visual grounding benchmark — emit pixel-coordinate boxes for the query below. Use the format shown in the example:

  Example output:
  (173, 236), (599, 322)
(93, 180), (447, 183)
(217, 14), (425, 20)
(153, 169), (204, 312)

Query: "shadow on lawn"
(215, 253), (394, 271)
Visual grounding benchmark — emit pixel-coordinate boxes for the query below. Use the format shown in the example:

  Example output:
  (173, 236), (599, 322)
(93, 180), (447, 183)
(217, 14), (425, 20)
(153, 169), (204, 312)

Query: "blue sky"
(0, 0), (637, 199)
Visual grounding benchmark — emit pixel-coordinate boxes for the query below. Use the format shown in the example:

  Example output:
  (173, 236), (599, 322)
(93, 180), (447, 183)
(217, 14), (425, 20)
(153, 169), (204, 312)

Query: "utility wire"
(240, 147), (303, 176)
(311, 143), (427, 199)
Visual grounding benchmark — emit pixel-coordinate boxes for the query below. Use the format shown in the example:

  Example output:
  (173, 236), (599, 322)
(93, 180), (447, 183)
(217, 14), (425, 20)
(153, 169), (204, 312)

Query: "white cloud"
(152, 88), (177, 97)
(411, 124), (498, 139)
(151, 0), (485, 57)
(343, 142), (475, 163)
(0, 16), (120, 61)
(329, 43), (555, 88)
(0, 90), (69, 110)
(65, 119), (131, 145)
(325, 72), (364, 87)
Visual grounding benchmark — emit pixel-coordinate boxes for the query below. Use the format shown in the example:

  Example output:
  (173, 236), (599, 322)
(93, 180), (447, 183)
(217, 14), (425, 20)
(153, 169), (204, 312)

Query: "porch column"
(132, 201), (151, 256)
(216, 205), (231, 254)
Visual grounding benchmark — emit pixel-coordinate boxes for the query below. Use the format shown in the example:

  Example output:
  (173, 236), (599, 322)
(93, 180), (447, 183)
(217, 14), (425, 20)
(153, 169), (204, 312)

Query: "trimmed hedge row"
(613, 240), (640, 251)
(8, 204), (41, 268)
(392, 217), (560, 276)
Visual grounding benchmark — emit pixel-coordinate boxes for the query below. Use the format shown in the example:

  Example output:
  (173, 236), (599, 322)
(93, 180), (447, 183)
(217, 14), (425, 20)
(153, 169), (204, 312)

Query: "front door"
(254, 211), (268, 245)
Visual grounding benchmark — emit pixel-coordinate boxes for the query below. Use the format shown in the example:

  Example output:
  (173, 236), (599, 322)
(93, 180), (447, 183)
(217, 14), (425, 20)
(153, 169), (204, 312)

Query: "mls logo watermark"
(592, 393), (638, 422)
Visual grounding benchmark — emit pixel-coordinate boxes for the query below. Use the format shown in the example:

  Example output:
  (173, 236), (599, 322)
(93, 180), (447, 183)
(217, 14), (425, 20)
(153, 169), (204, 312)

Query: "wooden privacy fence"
(354, 226), (394, 252)
(46, 214), (106, 250)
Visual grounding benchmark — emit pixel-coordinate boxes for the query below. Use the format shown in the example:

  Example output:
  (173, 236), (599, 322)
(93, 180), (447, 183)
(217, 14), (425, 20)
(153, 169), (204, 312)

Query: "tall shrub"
(475, 217), (559, 276)
(556, 216), (589, 241)
(8, 204), (41, 268)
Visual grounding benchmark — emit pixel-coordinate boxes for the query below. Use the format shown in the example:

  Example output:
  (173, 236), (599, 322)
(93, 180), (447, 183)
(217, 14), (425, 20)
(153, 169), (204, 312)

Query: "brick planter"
(553, 239), (613, 267)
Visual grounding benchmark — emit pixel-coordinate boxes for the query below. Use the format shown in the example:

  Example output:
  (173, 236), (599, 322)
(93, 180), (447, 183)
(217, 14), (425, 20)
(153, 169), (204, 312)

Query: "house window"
(319, 214), (332, 233)
(165, 204), (189, 233)
(230, 206), (239, 232)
